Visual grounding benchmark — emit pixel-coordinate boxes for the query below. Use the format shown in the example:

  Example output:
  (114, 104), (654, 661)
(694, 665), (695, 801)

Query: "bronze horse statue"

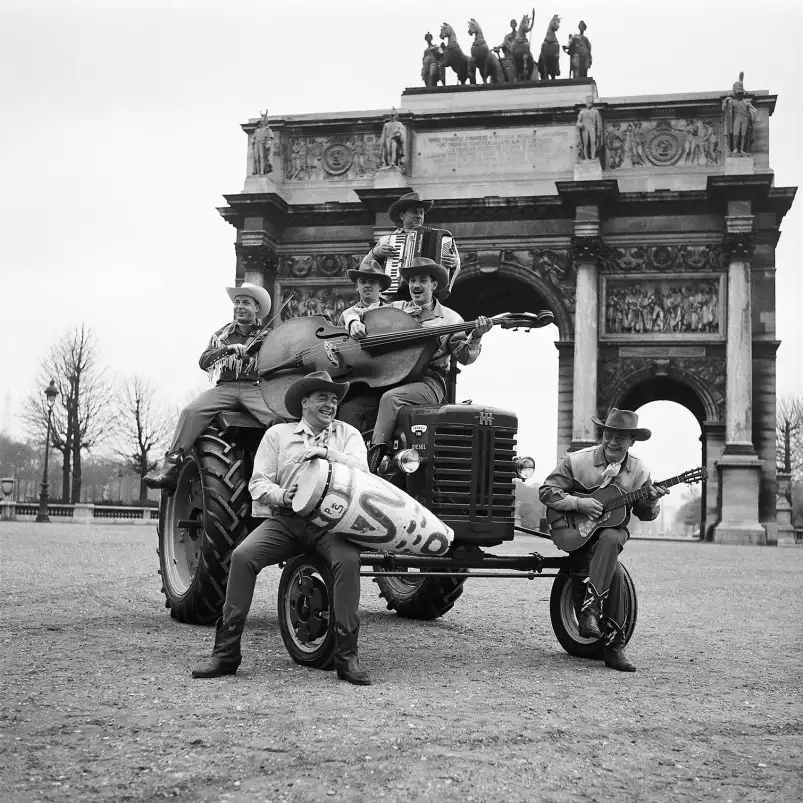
(439, 23), (475, 85)
(511, 11), (536, 82)
(537, 14), (562, 80)
(467, 18), (505, 84)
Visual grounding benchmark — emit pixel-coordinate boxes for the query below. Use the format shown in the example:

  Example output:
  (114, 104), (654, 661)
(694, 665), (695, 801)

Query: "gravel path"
(1, 522), (801, 802)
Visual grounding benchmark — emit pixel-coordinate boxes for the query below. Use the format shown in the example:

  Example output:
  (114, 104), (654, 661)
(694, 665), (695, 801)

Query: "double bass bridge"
(323, 341), (342, 369)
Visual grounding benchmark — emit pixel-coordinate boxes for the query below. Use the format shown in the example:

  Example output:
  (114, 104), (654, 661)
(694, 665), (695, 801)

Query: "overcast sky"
(2, 0), (801, 499)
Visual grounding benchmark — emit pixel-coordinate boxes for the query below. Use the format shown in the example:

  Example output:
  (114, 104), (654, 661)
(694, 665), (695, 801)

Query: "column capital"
(235, 241), (278, 273)
(571, 236), (606, 263)
(722, 231), (755, 261)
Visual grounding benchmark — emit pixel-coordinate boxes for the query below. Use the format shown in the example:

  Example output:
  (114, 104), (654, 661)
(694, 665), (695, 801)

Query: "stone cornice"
(706, 173), (774, 205)
(556, 179), (620, 211)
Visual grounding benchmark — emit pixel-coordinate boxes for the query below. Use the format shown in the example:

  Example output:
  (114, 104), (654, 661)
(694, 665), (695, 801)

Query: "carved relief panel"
(279, 254), (362, 279)
(604, 119), (722, 170)
(283, 134), (381, 182)
(275, 282), (359, 326)
(602, 274), (725, 339)
(498, 249), (577, 312)
(602, 245), (724, 273)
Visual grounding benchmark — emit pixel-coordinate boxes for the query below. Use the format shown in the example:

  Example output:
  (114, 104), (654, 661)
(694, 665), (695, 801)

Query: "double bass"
(256, 307), (553, 419)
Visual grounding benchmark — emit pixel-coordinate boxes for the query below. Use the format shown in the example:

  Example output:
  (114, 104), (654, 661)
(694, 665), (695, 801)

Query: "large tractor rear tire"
(157, 425), (251, 624)
(374, 570), (468, 620)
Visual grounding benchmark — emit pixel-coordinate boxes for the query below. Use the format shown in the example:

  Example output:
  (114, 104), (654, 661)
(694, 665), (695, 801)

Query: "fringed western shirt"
(199, 322), (261, 384)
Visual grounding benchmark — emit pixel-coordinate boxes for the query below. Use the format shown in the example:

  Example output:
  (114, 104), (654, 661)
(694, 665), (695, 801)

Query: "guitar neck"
(604, 474), (687, 512)
(360, 319), (489, 351)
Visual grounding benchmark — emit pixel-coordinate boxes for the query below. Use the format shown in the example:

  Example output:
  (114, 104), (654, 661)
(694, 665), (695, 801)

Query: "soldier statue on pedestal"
(722, 72), (756, 156)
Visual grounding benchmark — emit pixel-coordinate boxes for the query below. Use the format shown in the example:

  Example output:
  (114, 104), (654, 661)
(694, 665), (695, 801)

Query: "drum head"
(291, 458), (330, 517)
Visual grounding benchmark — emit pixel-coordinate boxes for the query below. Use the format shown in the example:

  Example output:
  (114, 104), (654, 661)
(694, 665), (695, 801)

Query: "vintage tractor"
(156, 395), (637, 668)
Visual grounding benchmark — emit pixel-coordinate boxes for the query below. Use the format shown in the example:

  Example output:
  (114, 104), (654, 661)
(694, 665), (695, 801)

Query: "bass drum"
(292, 458), (454, 556)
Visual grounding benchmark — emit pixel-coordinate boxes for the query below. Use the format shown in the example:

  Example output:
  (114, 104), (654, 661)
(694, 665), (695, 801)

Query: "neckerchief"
(599, 460), (622, 489)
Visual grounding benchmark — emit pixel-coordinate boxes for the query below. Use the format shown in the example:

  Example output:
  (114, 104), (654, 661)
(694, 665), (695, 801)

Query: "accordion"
(384, 226), (461, 296)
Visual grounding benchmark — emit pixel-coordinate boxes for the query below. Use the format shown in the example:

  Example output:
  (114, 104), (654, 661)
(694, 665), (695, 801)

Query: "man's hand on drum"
(281, 484), (298, 507)
(227, 343), (247, 357)
(349, 321), (367, 340)
(472, 316), (493, 339)
(292, 445), (329, 464)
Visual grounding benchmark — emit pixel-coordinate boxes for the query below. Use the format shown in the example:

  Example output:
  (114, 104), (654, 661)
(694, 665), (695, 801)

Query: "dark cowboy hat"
(387, 192), (434, 227)
(284, 371), (350, 420)
(346, 259), (392, 290)
(399, 257), (450, 297)
(591, 408), (652, 442)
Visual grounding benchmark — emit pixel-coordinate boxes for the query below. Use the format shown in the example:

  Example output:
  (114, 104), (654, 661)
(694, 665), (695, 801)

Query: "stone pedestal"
(73, 503), (94, 524)
(724, 155), (755, 176)
(373, 165), (408, 189)
(573, 161), (603, 181)
(776, 470), (797, 546)
(713, 454), (766, 544)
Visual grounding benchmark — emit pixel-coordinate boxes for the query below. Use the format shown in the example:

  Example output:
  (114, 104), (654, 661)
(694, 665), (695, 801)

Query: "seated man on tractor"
(335, 259), (392, 434)
(362, 257), (492, 472)
(145, 283), (281, 492)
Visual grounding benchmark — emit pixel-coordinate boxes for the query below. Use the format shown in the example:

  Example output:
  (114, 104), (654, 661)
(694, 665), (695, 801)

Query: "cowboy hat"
(387, 192), (434, 227)
(591, 408), (652, 441)
(284, 371), (350, 419)
(399, 257), (450, 297)
(347, 259), (392, 290)
(226, 283), (272, 319)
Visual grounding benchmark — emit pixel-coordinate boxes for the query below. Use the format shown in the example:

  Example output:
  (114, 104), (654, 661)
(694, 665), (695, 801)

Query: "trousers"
(222, 513), (362, 635)
(570, 527), (629, 627)
(170, 380), (279, 453)
(336, 386), (385, 435)
(370, 375), (445, 445)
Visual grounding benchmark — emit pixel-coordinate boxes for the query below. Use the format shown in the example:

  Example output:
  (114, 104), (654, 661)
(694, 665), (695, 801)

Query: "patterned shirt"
(249, 419), (368, 509)
(198, 322), (261, 384)
(539, 444), (659, 521)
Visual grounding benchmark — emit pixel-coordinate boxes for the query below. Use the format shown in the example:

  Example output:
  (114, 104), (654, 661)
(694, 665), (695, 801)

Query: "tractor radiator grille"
(431, 424), (516, 519)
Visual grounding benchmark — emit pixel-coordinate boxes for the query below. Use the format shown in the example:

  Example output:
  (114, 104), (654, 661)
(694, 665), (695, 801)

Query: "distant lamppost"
(36, 380), (59, 523)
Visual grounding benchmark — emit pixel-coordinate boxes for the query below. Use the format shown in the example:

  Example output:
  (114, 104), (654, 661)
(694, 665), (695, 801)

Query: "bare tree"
(22, 325), (113, 502)
(114, 376), (172, 499)
(776, 396), (803, 478)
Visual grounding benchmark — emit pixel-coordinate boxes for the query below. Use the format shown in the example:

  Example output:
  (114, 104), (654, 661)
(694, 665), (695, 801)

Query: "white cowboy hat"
(226, 283), (272, 319)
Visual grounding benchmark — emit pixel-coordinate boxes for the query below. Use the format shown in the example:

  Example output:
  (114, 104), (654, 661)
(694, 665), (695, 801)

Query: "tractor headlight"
(394, 448), (421, 474)
(515, 456), (535, 480)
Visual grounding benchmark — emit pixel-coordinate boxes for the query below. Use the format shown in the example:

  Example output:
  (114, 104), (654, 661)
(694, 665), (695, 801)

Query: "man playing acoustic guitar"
(539, 409), (669, 672)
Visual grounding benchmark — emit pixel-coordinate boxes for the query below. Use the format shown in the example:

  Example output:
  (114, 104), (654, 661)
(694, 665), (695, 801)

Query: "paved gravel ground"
(1, 522), (801, 803)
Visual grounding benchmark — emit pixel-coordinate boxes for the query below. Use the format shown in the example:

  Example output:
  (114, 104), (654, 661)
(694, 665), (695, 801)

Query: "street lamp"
(36, 379), (59, 523)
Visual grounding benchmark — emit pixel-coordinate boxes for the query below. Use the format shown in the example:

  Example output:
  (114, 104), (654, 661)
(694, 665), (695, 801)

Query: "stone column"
(570, 211), (603, 451)
(713, 212), (765, 544)
(235, 241), (278, 320)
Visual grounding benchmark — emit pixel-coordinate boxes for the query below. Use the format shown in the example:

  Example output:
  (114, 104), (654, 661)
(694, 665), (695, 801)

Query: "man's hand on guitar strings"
(576, 497), (604, 518)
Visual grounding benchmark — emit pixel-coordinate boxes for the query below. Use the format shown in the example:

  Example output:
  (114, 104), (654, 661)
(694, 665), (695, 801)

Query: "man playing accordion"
(361, 192), (461, 298)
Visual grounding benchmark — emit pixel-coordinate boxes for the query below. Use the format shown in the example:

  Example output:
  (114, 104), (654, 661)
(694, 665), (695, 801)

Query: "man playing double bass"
(539, 409), (668, 672)
(362, 257), (492, 472)
(191, 371), (373, 686)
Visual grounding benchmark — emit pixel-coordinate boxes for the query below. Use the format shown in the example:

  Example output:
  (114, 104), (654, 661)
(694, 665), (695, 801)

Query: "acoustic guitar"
(546, 467), (707, 552)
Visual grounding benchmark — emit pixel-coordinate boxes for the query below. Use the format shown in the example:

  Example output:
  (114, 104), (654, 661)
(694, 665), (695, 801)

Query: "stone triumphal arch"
(218, 78), (795, 545)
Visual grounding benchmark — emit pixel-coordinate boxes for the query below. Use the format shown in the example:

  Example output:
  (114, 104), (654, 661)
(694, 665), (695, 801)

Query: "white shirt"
(249, 419), (368, 509)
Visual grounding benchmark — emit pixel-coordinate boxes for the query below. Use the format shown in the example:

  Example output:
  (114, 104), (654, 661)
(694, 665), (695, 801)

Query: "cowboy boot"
(367, 443), (388, 475)
(191, 619), (243, 678)
(603, 618), (636, 673)
(144, 450), (183, 493)
(334, 624), (371, 686)
(577, 579), (604, 640)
